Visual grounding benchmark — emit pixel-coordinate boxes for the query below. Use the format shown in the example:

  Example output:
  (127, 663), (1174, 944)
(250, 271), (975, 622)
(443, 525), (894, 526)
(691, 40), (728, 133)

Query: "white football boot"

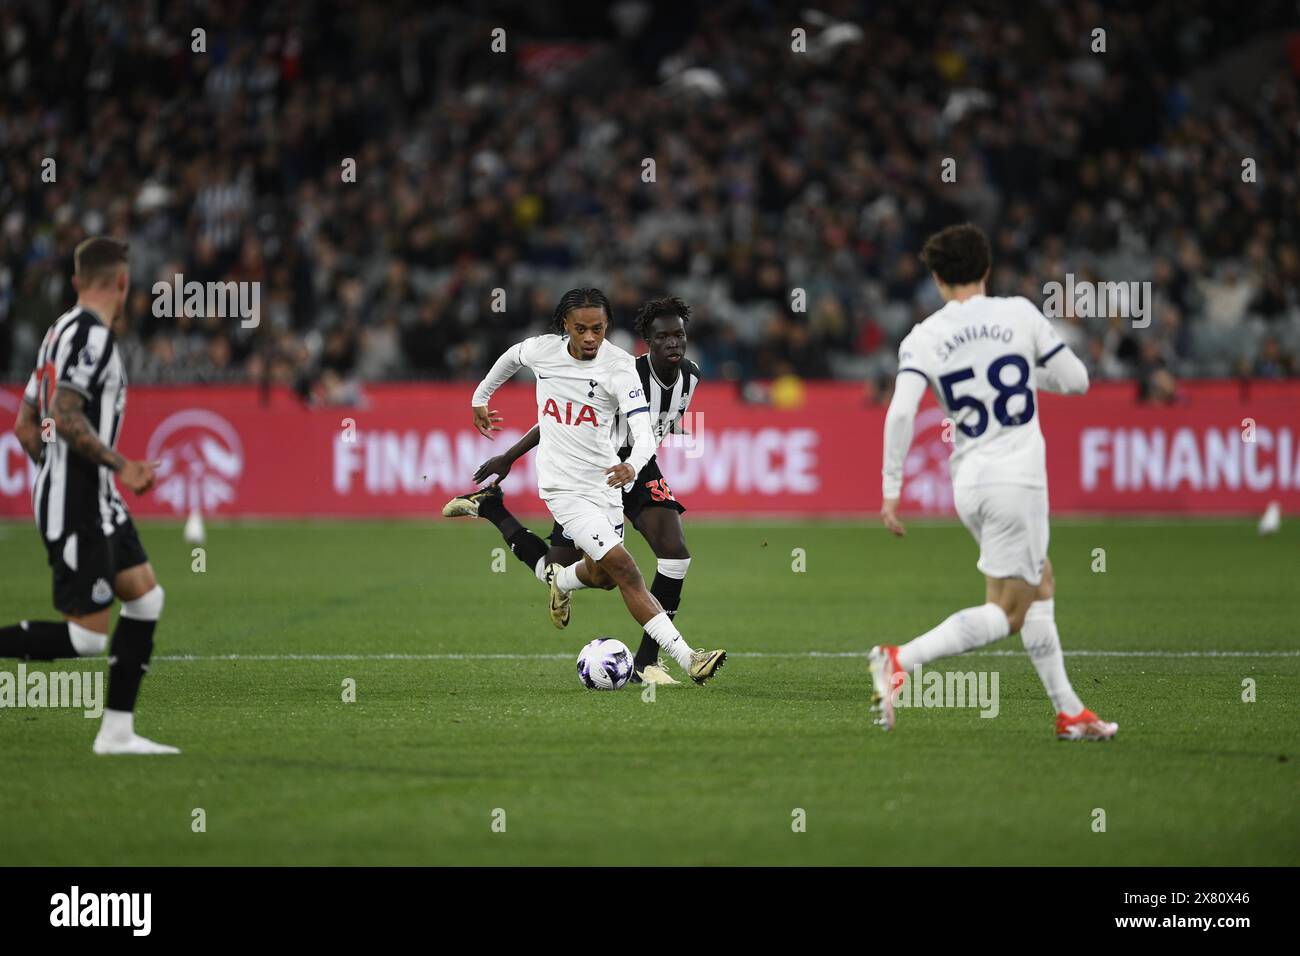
(636, 662), (680, 685)
(94, 732), (180, 755)
(93, 709), (180, 755)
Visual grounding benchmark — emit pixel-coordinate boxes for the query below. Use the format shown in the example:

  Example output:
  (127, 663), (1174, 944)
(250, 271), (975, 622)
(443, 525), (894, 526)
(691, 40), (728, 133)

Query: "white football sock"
(68, 621), (107, 657)
(533, 558), (548, 585)
(555, 562), (589, 594)
(643, 611), (694, 669)
(896, 603), (1010, 671)
(1021, 599), (1084, 716)
(98, 707), (134, 741)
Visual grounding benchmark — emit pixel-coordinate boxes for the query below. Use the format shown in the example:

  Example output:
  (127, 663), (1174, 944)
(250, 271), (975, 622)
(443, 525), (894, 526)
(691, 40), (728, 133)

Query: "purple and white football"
(576, 638), (635, 690)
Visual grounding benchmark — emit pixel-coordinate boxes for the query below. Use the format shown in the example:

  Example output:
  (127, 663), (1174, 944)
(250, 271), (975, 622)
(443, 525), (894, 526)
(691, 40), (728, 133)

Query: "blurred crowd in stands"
(2, 0), (1298, 406)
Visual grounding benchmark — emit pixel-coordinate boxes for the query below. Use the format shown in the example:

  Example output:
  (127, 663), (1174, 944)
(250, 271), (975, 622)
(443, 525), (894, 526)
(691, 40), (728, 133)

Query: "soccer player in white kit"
(470, 288), (726, 685)
(870, 224), (1118, 740)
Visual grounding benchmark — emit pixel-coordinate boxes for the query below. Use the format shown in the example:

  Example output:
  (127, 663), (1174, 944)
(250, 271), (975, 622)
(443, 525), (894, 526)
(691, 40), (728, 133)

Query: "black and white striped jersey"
(614, 353), (702, 460)
(25, 306), (130, 540)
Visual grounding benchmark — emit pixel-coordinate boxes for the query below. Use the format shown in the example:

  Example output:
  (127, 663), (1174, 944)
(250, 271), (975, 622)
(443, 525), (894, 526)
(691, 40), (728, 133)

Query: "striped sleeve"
(56, 320), (110, 398)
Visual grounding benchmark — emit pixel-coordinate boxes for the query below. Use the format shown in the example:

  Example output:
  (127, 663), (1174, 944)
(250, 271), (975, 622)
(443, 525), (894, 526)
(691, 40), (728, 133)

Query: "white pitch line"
(151, 649), (1300, 662)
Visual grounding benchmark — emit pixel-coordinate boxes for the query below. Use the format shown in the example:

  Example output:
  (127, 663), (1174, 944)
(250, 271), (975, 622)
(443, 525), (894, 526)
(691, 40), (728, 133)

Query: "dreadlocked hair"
(634, 295), (691, 342)
(551, 288), (612, 334)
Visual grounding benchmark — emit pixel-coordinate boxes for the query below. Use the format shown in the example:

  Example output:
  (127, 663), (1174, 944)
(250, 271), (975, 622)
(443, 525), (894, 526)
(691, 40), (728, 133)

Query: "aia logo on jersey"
(542, 398), (598, 427)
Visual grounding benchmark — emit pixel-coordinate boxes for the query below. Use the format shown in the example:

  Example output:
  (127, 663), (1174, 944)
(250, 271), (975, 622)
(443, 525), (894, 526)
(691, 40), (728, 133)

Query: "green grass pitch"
(0, 517), (1296, 866)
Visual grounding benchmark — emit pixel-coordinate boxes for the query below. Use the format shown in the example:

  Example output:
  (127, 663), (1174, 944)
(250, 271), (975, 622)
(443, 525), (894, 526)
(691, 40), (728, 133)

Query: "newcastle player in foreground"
(0, 237), (178, 755)
(870, 224), (1118, 741)
(444, 296), (700, 685)
(465, 288), (725, 684)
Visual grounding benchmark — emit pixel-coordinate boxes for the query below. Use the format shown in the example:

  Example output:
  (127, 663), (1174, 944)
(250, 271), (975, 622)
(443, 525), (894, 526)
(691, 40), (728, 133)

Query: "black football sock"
(0, 620), (76, 660)
(505, 527), (549, 574)
(478, 493), (522, 536)
(634, 572), (687, 670)
(477, 495), (550, 572)
(106, 617), (156, 713)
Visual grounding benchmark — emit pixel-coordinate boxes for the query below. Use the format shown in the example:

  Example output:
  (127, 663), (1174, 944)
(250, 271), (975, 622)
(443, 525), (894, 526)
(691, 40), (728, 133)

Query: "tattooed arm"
(14, 399), (45, 465)
(52, 386), (156, 494)
(53, 386), (124, 470)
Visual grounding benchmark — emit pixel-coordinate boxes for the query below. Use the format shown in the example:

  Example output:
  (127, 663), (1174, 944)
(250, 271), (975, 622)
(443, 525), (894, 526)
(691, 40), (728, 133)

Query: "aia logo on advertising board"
(903, 407), (954, 513)
(146, 410), (244, 514)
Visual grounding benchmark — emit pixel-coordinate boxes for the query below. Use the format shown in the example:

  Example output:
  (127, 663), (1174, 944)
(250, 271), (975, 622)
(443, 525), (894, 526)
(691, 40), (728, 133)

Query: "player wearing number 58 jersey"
(869, 223), (1117, 741)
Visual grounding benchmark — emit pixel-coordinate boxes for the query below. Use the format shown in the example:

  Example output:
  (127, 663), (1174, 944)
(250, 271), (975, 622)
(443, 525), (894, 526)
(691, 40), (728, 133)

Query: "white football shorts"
(544, 494), (625, 561)
(953, 483), (1049, 586)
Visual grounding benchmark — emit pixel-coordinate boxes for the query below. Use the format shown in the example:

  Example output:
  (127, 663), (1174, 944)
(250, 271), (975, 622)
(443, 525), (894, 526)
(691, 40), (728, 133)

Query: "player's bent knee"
(67, 621), (107, 657)
(121, 584), (164, 621)
(654, 540), (689, 561)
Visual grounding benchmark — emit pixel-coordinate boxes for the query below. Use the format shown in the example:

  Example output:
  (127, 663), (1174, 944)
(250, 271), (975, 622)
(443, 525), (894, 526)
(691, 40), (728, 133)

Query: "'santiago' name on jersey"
(934, 324), (1016, 362)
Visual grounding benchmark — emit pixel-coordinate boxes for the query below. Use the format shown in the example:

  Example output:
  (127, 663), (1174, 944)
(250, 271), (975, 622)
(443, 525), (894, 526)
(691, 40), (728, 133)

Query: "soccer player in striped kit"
(1, 237), (178, 754)
(457, 288), (725, 685)
(445, 296), (701, 684)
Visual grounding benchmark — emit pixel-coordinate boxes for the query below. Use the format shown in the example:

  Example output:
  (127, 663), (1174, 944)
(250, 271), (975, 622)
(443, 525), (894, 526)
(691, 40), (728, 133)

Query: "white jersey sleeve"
(881, 366), (930, 499)
(1024, 297), (1067, 361)
(472, 336), (544, 407)
(609, 360), (653, 474)
(1030, 306), (1089, 395)
(896, 327), (934, 382)
(22, 371), (39, 407)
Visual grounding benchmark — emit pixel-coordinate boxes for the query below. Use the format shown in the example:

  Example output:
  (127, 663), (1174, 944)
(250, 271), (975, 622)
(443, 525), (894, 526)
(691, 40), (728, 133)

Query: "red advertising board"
(0, 381), (1297, 519)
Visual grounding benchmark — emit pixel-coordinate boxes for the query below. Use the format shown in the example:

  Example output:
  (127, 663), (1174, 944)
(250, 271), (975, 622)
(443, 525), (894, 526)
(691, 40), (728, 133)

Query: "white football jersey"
(473, 335), (649, 503)
(897, 295), (1066, 489)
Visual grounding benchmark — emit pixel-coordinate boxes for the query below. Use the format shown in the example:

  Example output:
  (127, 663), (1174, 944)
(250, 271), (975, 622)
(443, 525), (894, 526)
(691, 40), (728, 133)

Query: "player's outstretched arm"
(1035, 345), (1090, 395)
(470, 342), (526, 439)
(473, 425), (540, 483)
(880, 371), (928, 537)
(51, 386), (156, 493)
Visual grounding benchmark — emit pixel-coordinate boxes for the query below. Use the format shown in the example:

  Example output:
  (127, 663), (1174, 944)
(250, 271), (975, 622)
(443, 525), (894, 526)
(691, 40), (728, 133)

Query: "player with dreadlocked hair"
(549, 287), (609, 333)
(446, 290), (723, 685)
(443, 291), (609, 598)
